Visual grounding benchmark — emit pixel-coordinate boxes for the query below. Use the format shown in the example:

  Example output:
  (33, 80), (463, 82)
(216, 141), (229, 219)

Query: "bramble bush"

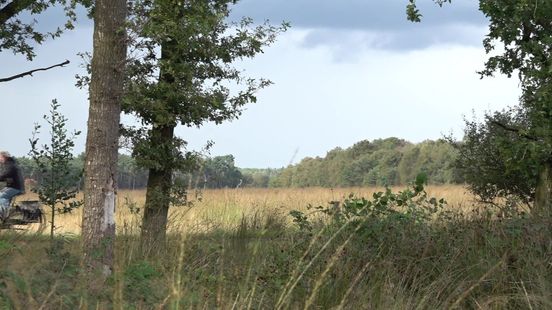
(290, 173), (446, 232)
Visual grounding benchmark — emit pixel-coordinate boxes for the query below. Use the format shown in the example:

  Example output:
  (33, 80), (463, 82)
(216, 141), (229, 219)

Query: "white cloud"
(0, 24), (520, 169)
(178, 29), (520, 168)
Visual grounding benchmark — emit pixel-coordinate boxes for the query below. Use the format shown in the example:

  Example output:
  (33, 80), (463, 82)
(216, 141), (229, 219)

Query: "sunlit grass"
(15, 185), (478, 235)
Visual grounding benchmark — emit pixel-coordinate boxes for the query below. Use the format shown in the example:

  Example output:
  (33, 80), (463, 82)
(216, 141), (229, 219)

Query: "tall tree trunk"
(139, 37), (179, 255)
(81, 0), (127, 289)
(140, 125), (175, 255)
(534, 160), (552, 216)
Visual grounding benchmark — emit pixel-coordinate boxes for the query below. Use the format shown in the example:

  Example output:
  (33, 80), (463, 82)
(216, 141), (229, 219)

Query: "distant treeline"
(14, 137), (461, 189)
(269, 137), (461, 187)
(16, 154), (150, 190)
(16, 153), (270, 190)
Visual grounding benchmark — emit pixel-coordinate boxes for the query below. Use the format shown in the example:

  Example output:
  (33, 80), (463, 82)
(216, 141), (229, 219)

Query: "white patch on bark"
(102, 264), (112, 277)
(101, 187), (115, 231)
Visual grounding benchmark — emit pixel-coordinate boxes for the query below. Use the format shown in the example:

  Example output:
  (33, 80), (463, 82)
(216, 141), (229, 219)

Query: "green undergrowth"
(0, 186), (551, 309)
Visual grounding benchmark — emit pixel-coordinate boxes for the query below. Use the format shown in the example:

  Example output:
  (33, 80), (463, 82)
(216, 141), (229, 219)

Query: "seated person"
(0, 151), (25, 219)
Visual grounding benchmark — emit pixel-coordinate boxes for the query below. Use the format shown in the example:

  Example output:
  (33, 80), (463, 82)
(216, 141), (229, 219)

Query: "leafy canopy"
(0, 0), (92, 60)
(123, 0), (288, 171)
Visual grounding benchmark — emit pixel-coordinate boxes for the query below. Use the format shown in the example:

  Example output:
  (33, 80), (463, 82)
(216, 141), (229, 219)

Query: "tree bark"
(139, 36), (179, 255)
(534, 160), (552, 216)
(81, 0), (127, 289)
(140, 124), (175, 256)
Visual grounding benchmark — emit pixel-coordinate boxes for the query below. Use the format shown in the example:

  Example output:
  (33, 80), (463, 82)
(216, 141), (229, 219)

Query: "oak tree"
(124, 0), (287, 253)
(409, 0), (552, 215)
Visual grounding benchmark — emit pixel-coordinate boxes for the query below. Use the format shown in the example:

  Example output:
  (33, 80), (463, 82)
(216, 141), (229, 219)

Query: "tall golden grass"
(2, 185), (550, 309)
(16, 185), (478, 235)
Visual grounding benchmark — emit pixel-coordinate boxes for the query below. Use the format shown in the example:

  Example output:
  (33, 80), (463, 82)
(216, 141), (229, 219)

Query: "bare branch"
(489, 120), (539, 141)
(0, 0), (34, 25)
(0, 60), (70, 82)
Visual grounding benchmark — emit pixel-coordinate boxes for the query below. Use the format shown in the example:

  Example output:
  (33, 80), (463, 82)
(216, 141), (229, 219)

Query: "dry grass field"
(3, 185), (550, 309)
(15, 185), (478, 235)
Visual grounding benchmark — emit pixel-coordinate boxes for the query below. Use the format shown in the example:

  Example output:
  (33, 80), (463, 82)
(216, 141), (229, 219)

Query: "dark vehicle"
(0, 199), (44, 229)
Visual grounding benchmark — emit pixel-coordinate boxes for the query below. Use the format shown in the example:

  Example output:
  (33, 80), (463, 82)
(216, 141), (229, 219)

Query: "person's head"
(0, 151), (11, 163)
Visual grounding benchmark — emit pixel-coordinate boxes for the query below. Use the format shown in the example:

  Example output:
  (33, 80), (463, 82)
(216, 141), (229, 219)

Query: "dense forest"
(15, 137), (460, 189)
(271, 137), (460, 187)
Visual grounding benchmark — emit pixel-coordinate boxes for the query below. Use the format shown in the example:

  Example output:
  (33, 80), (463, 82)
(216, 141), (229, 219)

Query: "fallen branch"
(0, 60), (70, 83)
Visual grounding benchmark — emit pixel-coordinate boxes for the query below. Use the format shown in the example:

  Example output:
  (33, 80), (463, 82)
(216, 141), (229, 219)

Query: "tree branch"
(489, 120), (540, 141)
(0, 60), (70, 82)
(0, 0), (34, 25)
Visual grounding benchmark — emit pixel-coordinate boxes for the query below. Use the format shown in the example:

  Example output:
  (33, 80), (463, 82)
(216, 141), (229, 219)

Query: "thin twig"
(0, 60), (70, 83)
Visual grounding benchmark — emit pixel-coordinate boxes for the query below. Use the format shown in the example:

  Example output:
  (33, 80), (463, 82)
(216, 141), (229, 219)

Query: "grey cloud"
(301, 24), (486, 52)
(231, 0), (487, 51)
(7, 1), (487, 57)
(230, 0), (486, 31)
(12, 1), (486, 37)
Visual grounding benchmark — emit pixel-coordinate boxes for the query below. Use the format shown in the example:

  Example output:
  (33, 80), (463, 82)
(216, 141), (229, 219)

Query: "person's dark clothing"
(0, 157), (25, 192)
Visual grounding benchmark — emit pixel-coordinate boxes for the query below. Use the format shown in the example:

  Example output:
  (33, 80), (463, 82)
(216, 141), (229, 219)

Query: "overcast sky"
(0, 0), (521, 168)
